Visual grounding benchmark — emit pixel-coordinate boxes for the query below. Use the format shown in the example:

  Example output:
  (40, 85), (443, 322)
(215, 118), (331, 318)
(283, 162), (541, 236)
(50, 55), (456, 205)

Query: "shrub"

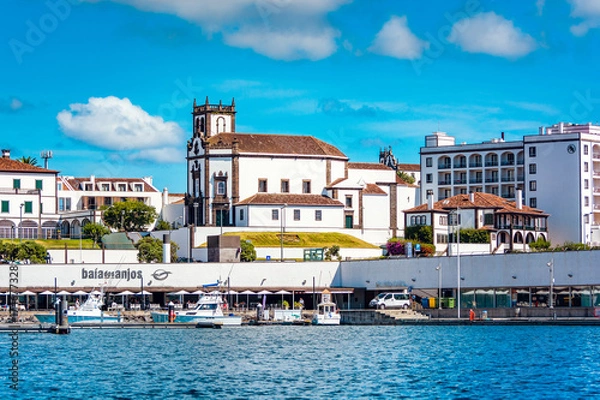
(528, 237), (551, 252)
(405, 225), (433, 244)
(240, 241), (256, 262)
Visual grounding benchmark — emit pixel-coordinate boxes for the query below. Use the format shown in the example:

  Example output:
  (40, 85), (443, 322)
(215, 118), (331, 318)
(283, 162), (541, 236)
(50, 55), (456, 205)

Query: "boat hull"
(35, 313), (122, 324)
(312, 316), (341, 325)
(151, 312), (242, 326)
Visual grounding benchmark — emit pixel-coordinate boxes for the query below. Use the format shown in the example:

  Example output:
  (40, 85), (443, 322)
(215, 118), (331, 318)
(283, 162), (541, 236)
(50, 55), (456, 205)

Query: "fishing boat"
(151, 292), (242, 326)
(312, 289), (341, 325)
(35, 292), (122, 324)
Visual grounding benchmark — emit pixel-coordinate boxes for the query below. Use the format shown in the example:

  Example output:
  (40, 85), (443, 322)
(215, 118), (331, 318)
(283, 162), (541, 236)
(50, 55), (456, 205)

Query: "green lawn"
(220, 232), (379, 248)
(32, 239), (97, 249)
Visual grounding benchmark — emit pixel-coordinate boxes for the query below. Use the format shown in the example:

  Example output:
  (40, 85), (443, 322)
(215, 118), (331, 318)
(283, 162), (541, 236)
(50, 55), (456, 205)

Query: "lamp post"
(19, 203), (24, 241)
(547, 258), (554, 309)
(450, 207), (461, 318)
(436, 264), (442, 309)
(280, 203), (287, 262)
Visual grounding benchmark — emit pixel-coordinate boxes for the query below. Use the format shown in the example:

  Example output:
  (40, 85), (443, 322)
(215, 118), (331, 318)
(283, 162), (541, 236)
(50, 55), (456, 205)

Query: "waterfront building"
(56, 175), (163, 238)
(404, 191), (549, 253)
(420, 123), (600, 245)
(0, 149), (59, 239)
(184, 97), (419, 243)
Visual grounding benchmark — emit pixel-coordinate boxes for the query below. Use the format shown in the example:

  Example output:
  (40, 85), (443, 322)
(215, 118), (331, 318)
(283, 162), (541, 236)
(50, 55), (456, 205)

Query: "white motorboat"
(312, 289), (341, 325)
(35, 292), (122, 324)
(151, 292), (242, 326)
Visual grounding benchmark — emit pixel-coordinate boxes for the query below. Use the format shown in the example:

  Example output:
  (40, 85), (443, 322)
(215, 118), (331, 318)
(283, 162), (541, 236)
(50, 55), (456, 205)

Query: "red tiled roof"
(405, 192), (547, 216)
(0, 158), (58, 173)
(327, 177), (347, 187)
(363, 183), (387, 195)
(396, 163), (420, 172)
(206, 133), (347, 158)
(348, 162), (392, 170)
(235, 193), (344, 206)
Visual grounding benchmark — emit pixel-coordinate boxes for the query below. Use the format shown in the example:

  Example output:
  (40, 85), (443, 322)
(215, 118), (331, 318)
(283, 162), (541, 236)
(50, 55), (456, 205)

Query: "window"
(85, 183), (93, 191)
(302, 180), (311, 194)
(134, 184), (143, 192)
(57, 183), (62, 191)
(529, 198), (537, 208)
(272, 209), (279, 220)
(239, 209), (244, 221)
(35, 180), (43, 190)
(258, 179), (267, 193)
(58, 198), (64, 212)
(104, 197), (112, 206)
(281, 180), (289, 193)
(24, 201), (32, 213)
(65, 198), (71, 211)
(426, 157), (432, 167)
(585, 196), (590, 207)
(1, 201), (8, 213)
(437, 234), (448, 244)
(345, 195), (352, 208)
(118, 184), (126, 192)
(529, 164), (536, 174)
(13, 179), (20, 189)
(529, 147), (536, 157)
(585, 162), (589, 172)
(101, 183), (110, 191)
(484, 214), (494, 225)
(293, 209), (300, 221)
(426, 174), (432, 184)
(217, 181), (225, 195)
(315, 210), (322, 221)
(585, 145), (589, 155)
(585, 179), (589, 189)
(529, 180), (537, 191)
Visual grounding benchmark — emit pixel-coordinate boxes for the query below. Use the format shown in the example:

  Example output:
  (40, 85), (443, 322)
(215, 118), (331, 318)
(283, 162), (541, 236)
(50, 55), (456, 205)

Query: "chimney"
(516, 189), (523, 209)
(559, 122), (564, 133)
(1, 149), (10, 159)
(162, 188), (169, 207)
(539, 126), (544, 135)
(501, 132), (505, 141)
(469, 192), (475, 203)
(426, 190), (434, 210)
(162, 233), (171, 263)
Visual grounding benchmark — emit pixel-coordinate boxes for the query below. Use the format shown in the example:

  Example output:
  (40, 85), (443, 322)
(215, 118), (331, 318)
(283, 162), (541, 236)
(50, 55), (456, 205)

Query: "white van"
(369, 292), (411, 309)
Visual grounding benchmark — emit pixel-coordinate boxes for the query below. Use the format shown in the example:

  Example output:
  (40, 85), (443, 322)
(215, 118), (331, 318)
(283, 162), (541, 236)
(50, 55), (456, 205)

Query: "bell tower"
(192, 96), (236, 139)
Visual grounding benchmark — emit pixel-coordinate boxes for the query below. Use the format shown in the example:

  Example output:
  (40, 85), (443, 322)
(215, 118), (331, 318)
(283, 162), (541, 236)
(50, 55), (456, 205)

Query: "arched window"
(410, 216), (416, 225)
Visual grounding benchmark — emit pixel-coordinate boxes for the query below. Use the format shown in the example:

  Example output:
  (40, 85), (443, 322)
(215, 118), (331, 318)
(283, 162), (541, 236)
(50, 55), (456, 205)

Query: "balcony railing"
(485, 161), (498, 167)
(501, 177), (515, 182)
(469, 162), (482, 168)
(454, 163), (467, 168)
(439, 180), (452, 185)
(501, 160), (515, 166)
(517, 159), (524, 165)
(438, 164), (452, 170)
(469, 178), (483, 184)
(454, 179), (467, 184)
(485, 178), (499, 183)
(517, 175), (524, 181)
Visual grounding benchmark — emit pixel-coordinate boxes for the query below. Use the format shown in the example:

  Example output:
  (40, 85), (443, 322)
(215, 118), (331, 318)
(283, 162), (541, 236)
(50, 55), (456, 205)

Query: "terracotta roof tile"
(405, 192), (547, 216)
(235, 193), (343, 206)
(347, 162), (392, 170)
(396, 163), (420, 172)
(65, 177), (158, 192)
(363, 183), (387, 195)
(0, 158), (58, 173)
(206, 133), (347, 158)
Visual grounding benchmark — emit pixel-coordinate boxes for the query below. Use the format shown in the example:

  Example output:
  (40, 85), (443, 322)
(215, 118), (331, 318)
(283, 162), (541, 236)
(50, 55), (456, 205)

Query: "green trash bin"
(447, 298), (456, 309)
(429, 297), (437, 309)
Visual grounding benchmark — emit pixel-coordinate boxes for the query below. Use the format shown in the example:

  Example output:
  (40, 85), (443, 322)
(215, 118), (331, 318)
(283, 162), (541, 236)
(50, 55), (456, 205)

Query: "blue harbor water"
(2, 325), (600, 399)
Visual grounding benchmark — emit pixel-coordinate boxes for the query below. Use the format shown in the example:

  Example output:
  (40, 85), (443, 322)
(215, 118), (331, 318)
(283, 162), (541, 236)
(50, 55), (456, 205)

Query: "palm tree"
(17, 156), (38, 166)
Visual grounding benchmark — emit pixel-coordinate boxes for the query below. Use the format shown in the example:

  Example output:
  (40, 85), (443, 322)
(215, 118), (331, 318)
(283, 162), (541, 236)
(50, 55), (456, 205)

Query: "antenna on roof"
(41, 150), (53, 169)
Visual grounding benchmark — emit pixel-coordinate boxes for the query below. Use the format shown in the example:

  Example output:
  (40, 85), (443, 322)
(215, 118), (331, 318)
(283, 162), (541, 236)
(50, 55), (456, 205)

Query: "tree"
(240, 240), (256, 262)
(17, 156), (38, 166)
(405, 225), (433, 244)
(154, 219), (171, 231)
(83, 222), (110, 248)
(396, 171), (415, 185)
(135, 236), (179, 263)
(102, 200), (158, 232)
(0, 240), (47, 263)
(324, 245), (341, 261)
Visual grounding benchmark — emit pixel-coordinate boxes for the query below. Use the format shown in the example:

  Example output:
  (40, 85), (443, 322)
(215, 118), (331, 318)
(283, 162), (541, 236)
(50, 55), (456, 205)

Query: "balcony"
(501, 193), (515, 199)
(485, 161), (499, 167)
(469, 162), (482, 168)
(439, 180), (452, 185)
(454, 179), (467, 184)
(501, 160), (515, 166)
(517, 159), (524, 165)
(438, 164), (452, 170)
(501, 177), (515, 182)
(517, 175), (524, 181)
(594, 153), (600, 159)
(454, 163), (467, 169)
(469, 178), (483, 184)
(485, 178), (499, 183)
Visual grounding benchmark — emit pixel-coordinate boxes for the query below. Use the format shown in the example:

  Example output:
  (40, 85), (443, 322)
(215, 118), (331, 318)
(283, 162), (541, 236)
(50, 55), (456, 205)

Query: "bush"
(458, 228), (490, 244)
(385, 238), (434, 257)
(405, 226), (433, 244)
(324, 245), (341, 261)
(240, 241), (256, 262)
(0, 240), (47, 264)
(528, 237), (551, 252)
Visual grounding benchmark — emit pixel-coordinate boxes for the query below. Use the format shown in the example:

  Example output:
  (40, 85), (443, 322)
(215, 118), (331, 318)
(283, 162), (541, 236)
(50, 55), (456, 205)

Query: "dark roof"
(347, 162), (392, 170)
(236, 193), (344, 207)
(406, 192), (547, 216)
(0, 158), (58, 173)
(206, 133), (347, 158)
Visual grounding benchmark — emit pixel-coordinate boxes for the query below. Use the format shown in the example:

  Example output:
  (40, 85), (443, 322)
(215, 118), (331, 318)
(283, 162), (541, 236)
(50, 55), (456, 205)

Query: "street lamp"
(449, 207), (461, 318)
(19, 203), (24, 242)
(547, 258), (554, 309)
(436, 264), (442, 309)
(280, 203), (287, 262)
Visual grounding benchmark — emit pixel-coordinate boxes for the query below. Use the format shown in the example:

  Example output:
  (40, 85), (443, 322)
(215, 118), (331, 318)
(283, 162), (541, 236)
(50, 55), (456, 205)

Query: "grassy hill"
(219, 232), (379, 248)
(31, 239), (97, 249)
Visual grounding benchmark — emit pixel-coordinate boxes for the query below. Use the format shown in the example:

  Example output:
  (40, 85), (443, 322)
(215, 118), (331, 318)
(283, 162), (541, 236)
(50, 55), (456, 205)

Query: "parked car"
(369, 292), (411, 309)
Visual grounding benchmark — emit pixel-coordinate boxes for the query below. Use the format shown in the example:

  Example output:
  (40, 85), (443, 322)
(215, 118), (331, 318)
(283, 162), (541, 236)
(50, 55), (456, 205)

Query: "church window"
(258, 179), (268, 192)
(345, 195), (352, 208)
(302, 180), (311, 194)
(281, 180), (289, 193)
(217, 181), (226, 195)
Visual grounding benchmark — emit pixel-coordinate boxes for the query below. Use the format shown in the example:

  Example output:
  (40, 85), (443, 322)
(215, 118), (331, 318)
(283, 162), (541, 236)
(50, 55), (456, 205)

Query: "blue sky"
(2, 0), (600, 193)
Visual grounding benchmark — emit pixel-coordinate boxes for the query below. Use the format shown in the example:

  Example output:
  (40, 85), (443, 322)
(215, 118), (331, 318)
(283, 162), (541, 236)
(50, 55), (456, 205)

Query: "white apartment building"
(56, 175), (163, 238)
(420, 123), (600, 245)
(183, 97), (419, 243)
(0, 149), (59, 239)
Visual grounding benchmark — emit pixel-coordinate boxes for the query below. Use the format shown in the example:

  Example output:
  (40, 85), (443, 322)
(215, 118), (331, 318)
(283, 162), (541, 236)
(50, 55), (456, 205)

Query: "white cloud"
(57, 96), (184, 161)
(368, 16), (429, 60)
(447, 12), (537, 58)
(87, 0), (348, 60)
(569, 0), (600, 35)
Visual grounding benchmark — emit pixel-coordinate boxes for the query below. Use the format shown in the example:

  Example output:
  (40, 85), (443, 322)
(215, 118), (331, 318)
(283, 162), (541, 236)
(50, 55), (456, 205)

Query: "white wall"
(47, 249), (139, 264)
(246, 205), (343, 229)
